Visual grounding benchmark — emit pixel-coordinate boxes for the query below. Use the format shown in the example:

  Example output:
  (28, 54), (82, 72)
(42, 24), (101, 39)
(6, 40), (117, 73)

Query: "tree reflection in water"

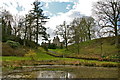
(37, 71), (74, 78)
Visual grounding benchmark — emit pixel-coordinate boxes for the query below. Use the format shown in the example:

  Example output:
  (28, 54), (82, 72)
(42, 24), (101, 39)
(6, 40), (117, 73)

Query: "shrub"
(41, 45), (48, 51)
(2, 43), (27, 56)
(48, 44), (57, 49)
(84, 62), (96, 67)
(101, 63), (118, 67)
(38, 47), (46, 53)
(6, 40), (20, 48)
(2, 43), (15, 56)
(25, 40), (37, 48)
(25, 49), (36, 60)
(2, 35), (22, 43)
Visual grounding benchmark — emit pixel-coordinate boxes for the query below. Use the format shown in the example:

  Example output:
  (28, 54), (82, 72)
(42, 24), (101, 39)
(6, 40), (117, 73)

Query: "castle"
(41, 36), (63, 48)
(53, 36), (63, 47)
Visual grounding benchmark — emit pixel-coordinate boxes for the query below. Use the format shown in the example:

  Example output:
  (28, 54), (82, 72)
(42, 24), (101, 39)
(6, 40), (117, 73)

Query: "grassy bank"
(2, 47), (119, 72)
(49, 36), (120, 62)
(2, 36), (120, 71)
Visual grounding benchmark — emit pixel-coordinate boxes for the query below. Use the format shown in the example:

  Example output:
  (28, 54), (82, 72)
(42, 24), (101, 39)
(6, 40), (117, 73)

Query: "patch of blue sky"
(117, 15), (120, 29)
(42, 2), (74, 16)
(16, 5), (25, 12)
(16, 2), (25, 12)
(117, 21), (120, 29)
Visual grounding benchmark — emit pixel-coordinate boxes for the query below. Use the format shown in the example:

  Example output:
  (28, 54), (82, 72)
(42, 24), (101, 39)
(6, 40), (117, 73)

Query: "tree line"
(0, 0), (120, 50)
(1, 1), (49, 47)
(55, 16), (96, 53)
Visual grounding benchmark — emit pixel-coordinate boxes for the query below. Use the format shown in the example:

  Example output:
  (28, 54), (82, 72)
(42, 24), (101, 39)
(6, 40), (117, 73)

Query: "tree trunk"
(24, 23), (27, 46)
(65, 38), (68, 50)
(114, 21), (119, 46)
(88, 27), (91, 40)
(77, 43), (80, 54)
(36, 17), (39, 44)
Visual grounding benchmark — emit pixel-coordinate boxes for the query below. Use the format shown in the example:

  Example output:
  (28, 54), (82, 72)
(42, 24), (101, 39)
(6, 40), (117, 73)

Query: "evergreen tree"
(7, 20), (12, 35)
(1, 10), (13, 41)
(29, 1), (49, 44)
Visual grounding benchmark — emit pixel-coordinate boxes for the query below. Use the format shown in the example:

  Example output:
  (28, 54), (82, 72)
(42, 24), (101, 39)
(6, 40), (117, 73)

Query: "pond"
(2, 65), (119, 79)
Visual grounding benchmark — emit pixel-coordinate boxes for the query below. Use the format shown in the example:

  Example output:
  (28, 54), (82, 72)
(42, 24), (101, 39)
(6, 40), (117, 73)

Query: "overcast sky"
(0, 0), (99, 42)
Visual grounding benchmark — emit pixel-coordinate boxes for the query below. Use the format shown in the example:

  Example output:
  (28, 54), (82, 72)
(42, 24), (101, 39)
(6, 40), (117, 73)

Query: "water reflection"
(37, 71), (74, 78)
(3, 65), (118, 78)
(3, 71), (75, 78)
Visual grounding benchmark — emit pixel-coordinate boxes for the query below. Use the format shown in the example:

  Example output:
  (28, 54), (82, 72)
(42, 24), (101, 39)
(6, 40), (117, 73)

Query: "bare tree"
(55, 21), (71, 50)
(12, 15), (24, 37)
(70, 18), (88, 54)
(93, 0), (120, 46)
(85, 17), (96, 40)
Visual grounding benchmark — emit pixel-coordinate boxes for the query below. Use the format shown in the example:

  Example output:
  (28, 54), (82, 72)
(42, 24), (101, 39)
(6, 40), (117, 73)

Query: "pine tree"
(29, 1), (49, 44)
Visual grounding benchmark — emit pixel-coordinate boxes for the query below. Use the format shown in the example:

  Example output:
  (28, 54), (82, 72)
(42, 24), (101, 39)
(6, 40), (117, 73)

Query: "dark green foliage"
(84, 63), (96, 67)
(48, 44), (57, 49)
(60, 43), (63, 49)
(6, 40), (20, 48)
(1, 2), (49, 49)
(2, 10), (13, 40)
(24, 40), (38, 48)
(2, 35), (22, 43)
(101, 63), (118, 67)
(28, 1), (49, 44)
(41, 45), (48, 51)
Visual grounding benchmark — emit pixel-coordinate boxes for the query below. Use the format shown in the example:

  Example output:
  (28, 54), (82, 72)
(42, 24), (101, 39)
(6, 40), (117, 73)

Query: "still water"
(3, 65), (118, 78)
(37, 71), (74, 78)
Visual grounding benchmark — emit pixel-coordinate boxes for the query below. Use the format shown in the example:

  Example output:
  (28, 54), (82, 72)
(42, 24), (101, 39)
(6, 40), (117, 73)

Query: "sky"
(0, 0), (99, 42)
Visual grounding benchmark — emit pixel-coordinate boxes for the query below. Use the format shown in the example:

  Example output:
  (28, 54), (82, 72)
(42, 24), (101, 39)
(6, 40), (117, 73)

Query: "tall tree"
(93, 0), (120, 46)
(1, 10), (13, 41)
(70, 18), (87, 54)
(29, 1), (49, 44)
(7, 20), (12, 35)
(55, 21), (71, 50)
(23, 15), (28, 46)
(25, 13), (34, 41)
(85, 17), (95, 40)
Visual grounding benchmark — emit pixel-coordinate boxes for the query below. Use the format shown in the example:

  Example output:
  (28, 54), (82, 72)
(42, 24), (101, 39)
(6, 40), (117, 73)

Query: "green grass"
(2, 46), (118, 63)
(1, 56), (31, 61)
(31, 47), (119, 65)
(1, 55), (118, 65)
(2, 46), (119, 68)
(49, 36), (120, 59)
(2, 47), (61, 61)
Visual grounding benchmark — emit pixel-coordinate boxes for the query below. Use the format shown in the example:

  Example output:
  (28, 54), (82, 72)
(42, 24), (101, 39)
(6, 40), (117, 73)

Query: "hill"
(1, 36), (120, 69)
(49, 36), (120, 61)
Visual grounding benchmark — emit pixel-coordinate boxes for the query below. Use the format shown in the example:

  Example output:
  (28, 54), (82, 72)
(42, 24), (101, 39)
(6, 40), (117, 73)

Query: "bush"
(6, 40), (20, 48)
(2, 43), (27, 56)
(101, 63), (118, 67)
(42, 45), (48, 51)
(24, 40), (38, 48)
(2, 35), (22, 43)
(2, 43), (15, 56)
(25, 49), (36, 60)
(48, 44), (57, 49)
(84, 62), (96, 67)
